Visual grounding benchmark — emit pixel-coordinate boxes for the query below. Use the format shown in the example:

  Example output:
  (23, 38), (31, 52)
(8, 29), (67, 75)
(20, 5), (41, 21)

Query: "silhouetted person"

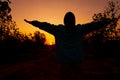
(24, 11), (112, 80)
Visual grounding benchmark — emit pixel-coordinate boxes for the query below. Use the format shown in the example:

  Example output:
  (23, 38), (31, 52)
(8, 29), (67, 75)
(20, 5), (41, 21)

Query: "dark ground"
(0, 46), (120, 80)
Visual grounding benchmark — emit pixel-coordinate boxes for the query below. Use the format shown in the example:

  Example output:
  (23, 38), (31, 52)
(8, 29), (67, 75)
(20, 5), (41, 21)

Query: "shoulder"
(58, 24), (64, 27)
(55, 24), (65, 30)
(76, 24), (82, 26)
(76, 24), (83, 29)
(76, 24), (83, 28)
(52, 24), (65, 34)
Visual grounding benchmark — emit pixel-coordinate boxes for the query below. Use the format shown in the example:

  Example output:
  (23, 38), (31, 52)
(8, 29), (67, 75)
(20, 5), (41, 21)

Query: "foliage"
(34, 31), (46, 46)
(0, 0), (21, 42)
(0, 0), (46, 44)
(0, 0), (46, 54)
(86, 0), (120, 42)
(83, 0), (120, 57)
(0, 0), (47, 63)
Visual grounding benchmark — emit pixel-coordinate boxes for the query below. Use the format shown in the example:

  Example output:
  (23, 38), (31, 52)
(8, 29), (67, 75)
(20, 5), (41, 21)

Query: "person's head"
(64, 11), (76, 28)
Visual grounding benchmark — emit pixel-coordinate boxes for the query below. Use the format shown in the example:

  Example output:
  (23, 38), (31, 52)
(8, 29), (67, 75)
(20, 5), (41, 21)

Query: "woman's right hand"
(24, 19), (31, 23)
(24, 19), (40, 25)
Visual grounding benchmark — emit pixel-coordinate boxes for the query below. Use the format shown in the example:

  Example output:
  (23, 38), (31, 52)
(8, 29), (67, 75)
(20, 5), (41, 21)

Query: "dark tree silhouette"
(90, 0), (120, 41)
(0, 0), (46, 47)
(83, 0), (120, 57)
(0, 0), (19, 41)
(34, 31), (46, 45)
(0, 0), (46, 63)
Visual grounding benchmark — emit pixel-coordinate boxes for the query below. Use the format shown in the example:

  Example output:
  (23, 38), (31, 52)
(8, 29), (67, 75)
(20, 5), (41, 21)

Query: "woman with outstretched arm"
(24, 11), (112, 80)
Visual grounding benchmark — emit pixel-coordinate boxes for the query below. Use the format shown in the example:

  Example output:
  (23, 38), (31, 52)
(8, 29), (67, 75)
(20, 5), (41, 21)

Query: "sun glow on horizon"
(49, 42), (53, 45)
(10, 0), (115, 45)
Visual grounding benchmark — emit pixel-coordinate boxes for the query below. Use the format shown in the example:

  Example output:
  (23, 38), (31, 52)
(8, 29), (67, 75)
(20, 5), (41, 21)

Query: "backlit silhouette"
(24, 11), (112, 80)
(24, 12), (111, 63)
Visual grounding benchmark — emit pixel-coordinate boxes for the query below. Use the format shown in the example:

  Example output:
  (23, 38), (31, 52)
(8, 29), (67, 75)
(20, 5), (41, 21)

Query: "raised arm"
(24, 19), (58, 35)
(79, 18), (112, 34)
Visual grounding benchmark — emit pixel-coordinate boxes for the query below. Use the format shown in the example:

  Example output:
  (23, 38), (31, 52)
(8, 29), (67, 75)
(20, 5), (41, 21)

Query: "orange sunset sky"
(9, 0), (119, 45)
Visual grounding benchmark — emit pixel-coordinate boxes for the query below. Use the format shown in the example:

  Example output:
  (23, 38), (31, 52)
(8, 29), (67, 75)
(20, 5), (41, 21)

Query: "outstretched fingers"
(24, 19), (31, 23)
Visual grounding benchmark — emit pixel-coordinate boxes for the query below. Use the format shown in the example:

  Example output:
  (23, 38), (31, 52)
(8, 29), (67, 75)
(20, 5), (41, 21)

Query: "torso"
(54, 26), (84, 63)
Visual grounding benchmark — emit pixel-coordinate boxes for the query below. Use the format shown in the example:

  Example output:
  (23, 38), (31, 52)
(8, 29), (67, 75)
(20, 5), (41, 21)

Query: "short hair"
(64, 12), (76, 27)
